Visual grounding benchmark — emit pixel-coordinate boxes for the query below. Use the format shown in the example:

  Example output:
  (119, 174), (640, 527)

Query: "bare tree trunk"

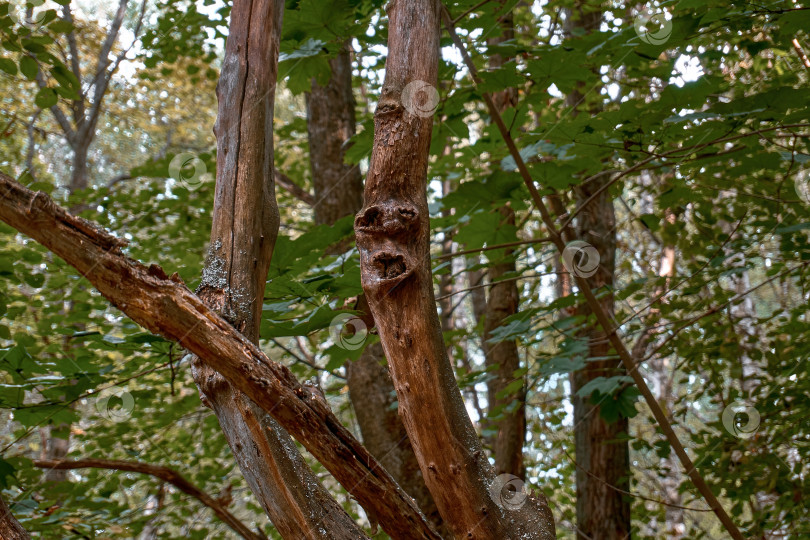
(347, 343), (445, 534)
(306, 43), (364, 226)
(480, 6), (526, 478)
(188, 2), (364, 537)
(562, 4), (631, 538)
(305, 44), (443, 534)
(354, 1), (554, 536)
(0, 494), (29, 540)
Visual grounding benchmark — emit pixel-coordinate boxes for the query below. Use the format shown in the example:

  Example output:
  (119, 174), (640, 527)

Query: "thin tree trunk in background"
(355, 0), (554, 536)
(306, 43), (364, 225)
(483, 5), (526, 478)
(0, 494), (29, 539)
(189, 2), (364, 537)
(564, 3), (631, 538)
(305, 45), (443, 534)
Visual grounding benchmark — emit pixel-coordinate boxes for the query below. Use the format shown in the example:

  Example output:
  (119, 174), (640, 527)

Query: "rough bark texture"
(0, 174), (440, 539)
(304, 47), (443, 534)
(346, 344), (445, 533)
(306, 44), (364, 226)
(354, 1), (554, 537)
(34, 458), (262, 540)
(0, 493), (29, 540)
(187, 3), (365, 538)
(483, 7), (526, 478)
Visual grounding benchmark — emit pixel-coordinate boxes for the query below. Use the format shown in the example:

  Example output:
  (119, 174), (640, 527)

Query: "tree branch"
(441, 5), (746, 539)
(0, 171), (439, 540)
(33, 458), (263, 540)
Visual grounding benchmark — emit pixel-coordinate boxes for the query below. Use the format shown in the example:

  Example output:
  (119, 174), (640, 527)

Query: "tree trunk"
(0, 494), (29, 540)
(347, 343), (445, 534)
(188, 2), (365, 537)
(306, 43), (364, 226)
(482, 6), (525, 478)
(304, 44), (444, 534)
(562, 4), (631, 539)
(354, 1), (554, 536)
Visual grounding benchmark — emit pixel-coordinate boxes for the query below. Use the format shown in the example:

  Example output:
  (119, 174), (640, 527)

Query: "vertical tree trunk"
(355, 1), (554, 536)
(189, 2), (364, 537)
(305, 44), (443, 533)
(482, 6), (526, 478)
(564, 3), (631, 538)
(306, 43), (364, 226)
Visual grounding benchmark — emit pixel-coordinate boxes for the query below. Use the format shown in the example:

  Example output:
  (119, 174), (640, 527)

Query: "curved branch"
(0, 171), (439, 540)
(33, 459), (263, 540)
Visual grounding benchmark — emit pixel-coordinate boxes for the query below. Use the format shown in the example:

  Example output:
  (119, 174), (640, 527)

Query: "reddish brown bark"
(482, 5), (526, 479)
(304, 47), (443, 533)
(186, 2), (364, 537)
(34, 458), (262, 540)
(0, 172), (439, 540)
(354, 1), (554, 537)
(0, 493), (29, 540)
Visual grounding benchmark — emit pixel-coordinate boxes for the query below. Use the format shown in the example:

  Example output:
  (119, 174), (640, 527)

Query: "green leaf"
(19, 55), (38, 80)
(34, 87), (57, 108)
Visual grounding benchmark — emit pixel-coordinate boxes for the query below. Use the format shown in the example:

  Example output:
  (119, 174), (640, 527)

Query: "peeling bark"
(354, 1), (554, 537)
(34, 458), (262, 540)
(0, 173), (439, 539)
(0, 493), (29, 540)
(188, 2), (365, 538)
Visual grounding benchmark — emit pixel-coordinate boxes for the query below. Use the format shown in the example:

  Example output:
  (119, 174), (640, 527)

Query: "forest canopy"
(0, 0), (808, 538)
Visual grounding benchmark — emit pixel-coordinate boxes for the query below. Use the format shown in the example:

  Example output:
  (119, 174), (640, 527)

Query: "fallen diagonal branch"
(440, 5), (745, 539)
(33, 458), (262, 540)
(0, 172), (439, 540)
